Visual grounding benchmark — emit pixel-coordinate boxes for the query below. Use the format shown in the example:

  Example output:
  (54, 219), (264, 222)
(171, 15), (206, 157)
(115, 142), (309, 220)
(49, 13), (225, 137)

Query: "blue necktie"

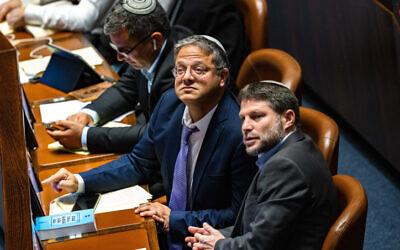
(169, 125), (198, 250)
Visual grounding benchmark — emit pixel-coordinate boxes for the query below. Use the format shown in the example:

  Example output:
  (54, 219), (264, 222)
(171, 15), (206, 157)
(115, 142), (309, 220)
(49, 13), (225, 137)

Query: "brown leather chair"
(322, 175), (368, 250)
(235, 0), (268, 52)
(236, 48), (302, 102)
(300, 106), (339, 175)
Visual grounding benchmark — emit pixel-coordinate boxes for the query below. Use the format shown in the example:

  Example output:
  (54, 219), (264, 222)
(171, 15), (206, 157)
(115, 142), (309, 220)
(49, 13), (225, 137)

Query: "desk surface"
(20, 32), (122, 170)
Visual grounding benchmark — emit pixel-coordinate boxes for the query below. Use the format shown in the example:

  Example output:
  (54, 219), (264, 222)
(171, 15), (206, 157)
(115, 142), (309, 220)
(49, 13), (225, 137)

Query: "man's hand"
(0, 0), (22, 21)
(41, 168), (79, 193)
(67, 112), (94, 126)
(46, 120), (85, 149)
(6, 6), (25, 29)
(185, 223), (225, 250)
(135, 202), (171, 233)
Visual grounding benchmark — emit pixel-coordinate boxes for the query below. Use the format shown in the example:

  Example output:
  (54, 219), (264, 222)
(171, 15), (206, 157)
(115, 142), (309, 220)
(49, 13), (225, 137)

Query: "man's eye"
(193, 67), (206, 74)
(176, 67), (186, 74)
(251, 114), (264, 120)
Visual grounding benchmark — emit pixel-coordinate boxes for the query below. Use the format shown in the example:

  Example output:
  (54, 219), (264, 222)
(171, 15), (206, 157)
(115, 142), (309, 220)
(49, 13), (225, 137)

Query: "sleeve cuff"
(74, 174), (85, 194)
(81, 126), (90, 151)
(24, 4), (44, 26)
(80, 108), (100, 125)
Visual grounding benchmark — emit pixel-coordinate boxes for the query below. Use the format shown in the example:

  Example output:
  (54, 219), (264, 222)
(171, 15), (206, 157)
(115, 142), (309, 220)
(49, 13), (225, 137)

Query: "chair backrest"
(235, 0), (268, 52)
(236, 48), (302, 101)
(322, 175), (368, 250)
(300, 107), (339, 175)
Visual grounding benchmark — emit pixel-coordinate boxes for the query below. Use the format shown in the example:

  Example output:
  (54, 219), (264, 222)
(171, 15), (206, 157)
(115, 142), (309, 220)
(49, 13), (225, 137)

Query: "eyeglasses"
(172, 65), (223, 78)
(109, 33), (152, 58)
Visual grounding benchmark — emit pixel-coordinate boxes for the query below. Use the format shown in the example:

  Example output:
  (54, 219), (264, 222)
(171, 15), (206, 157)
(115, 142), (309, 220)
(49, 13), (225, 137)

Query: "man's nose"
(182, 67), (194, 82)
(242, 118), (253, 132)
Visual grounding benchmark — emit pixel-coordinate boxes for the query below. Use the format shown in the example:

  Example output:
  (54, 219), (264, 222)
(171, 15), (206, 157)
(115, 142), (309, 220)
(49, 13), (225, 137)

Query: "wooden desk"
(14, 32), (159, 249)
(44, 210), (159, 250)
(19, 32), (123, 170)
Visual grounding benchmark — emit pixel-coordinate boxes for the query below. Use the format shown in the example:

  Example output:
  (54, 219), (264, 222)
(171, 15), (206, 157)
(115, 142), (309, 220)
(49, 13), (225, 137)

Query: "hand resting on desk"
(46, 120), (84, 149)
(67, 112), (94, 126)
(42, 168), (78, 193)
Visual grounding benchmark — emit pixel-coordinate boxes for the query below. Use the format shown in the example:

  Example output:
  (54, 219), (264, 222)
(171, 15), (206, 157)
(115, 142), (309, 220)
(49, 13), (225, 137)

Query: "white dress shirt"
(24, 0), (118, 33)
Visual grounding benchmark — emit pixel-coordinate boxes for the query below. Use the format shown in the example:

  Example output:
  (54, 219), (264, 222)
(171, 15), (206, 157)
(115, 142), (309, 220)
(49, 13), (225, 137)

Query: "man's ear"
(218, 68), (229, 88)
(281, 109), (296, 131)
(150, 32), (163, 48)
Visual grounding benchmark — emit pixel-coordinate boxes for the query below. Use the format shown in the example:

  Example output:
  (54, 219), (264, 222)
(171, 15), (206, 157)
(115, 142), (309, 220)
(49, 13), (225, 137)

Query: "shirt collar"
(256, 130), (295, 169)
(182, 105), (218, 132)
(140, 39), (167, 82)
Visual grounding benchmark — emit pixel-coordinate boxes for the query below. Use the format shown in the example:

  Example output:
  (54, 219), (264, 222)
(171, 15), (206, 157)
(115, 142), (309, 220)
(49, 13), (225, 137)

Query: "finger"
(152, 214), (164, 223)
(135, 203), (151, 213)
(55, 120), (73, 129)
(185, 236), (198, 243)
(41, 169), (67, 184)
(188, 226), (205, 234)
(138, 210), (157, 217)
(203, 222), (216, 233)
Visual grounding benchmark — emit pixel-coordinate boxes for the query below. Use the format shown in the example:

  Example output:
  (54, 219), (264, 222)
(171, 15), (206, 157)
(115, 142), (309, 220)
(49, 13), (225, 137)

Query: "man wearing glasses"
(47, 0), (191, 159)
(43, 35), (257, 250)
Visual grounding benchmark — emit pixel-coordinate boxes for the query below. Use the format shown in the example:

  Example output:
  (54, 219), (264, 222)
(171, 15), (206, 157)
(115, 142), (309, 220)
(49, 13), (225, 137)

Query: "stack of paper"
(40, 100), (90, 123)
(94, 186), (152, 214)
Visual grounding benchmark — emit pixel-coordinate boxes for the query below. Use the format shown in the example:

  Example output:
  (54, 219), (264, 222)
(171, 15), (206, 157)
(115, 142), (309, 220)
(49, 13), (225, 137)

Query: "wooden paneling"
(0, 33), (33, 249)
(267, 0), (400, 170)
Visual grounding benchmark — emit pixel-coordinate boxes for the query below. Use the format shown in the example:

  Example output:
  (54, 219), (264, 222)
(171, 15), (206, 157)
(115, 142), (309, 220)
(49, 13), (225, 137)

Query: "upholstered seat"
(300, 106), (339, 175)
(322, 175), (368, 250)
(236, 48), (302, 101)
(235, 0), (268, 52)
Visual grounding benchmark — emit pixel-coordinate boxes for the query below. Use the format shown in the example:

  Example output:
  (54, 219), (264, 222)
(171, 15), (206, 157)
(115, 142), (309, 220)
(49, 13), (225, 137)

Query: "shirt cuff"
(81, 126), (90, 151)
(74, 174), (85, 194)
(80, 108), (100, 125)
(24, 4), (45, 26)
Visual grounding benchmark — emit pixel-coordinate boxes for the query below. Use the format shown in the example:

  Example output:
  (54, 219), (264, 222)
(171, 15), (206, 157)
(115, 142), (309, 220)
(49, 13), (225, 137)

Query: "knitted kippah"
(122, 0), (156, 14)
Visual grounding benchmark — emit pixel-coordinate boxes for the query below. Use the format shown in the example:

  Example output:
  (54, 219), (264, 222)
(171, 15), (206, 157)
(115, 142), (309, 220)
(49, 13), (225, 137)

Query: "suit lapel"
(190, 91), (232, 207)
(164, 104), (185, 193)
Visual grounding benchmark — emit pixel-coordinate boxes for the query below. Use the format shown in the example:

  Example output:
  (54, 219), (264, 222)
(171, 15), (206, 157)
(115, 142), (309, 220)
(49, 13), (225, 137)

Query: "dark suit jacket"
(80, 89), (257, 241)
(216, 130), (339, 250)
(171, 0), (248, 81)
(83, 25), (192, 153)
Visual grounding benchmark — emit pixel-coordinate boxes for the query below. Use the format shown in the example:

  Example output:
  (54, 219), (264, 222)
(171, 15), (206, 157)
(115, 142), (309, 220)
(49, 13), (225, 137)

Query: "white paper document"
(94, 186), (152, 214)
(40, 100), (90, 123)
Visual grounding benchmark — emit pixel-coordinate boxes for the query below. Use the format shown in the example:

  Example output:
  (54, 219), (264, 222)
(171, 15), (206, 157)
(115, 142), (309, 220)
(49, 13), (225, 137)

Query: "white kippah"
(200, 35), (226, 53)
(259, 80), (289, 89)
(122, 0), (156, 14)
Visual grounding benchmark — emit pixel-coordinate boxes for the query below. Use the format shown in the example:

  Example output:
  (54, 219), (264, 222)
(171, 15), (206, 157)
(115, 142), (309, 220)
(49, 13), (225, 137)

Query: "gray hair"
(238, 81), (301, 128)
(174, 35), (229, 72)
(104, 1), (170, 39)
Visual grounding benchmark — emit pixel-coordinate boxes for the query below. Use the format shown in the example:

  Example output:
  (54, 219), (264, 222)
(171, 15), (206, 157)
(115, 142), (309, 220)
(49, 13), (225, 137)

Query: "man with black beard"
(186, 80), (339, 250)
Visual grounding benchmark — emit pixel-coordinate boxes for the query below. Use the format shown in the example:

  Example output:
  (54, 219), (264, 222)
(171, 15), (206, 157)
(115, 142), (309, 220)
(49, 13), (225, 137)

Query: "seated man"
(186, 81), (339, 250)
(46, 0), (192, 153)
(42, 35), (257, 249)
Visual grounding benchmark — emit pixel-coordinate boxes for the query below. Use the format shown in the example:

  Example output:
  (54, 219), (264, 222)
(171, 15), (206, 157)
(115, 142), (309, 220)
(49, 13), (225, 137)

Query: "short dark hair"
(104, 1), (170, 39)
(238, 81), (301, 128)
(174, 35), (229, 71)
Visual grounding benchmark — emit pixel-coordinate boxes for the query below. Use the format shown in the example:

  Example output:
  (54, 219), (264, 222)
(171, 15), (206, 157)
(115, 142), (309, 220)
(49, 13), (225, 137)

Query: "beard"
(245, 117), (285, 156)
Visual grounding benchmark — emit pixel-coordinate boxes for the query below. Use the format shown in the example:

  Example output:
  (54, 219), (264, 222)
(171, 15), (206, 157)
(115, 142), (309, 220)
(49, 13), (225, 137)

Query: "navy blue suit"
(80, 89), (257, 241)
